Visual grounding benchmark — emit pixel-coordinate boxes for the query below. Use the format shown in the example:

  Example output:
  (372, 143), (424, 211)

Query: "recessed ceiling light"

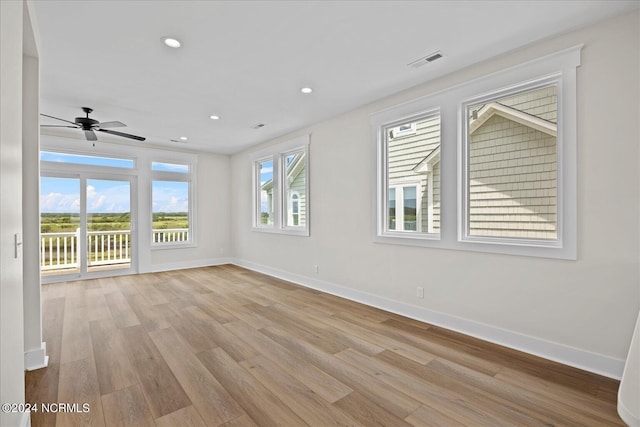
(209, 115), (220, 120)
(301, 87), (313, 94)
(161, 37), (181, 48)
(179, 136), (188, 141)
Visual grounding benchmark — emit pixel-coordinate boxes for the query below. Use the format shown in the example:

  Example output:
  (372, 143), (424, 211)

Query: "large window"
(252, 135), (309, 236)
(151, 160), (194, 247)
(372, 46), (580, 259)
(381, 113), (440, 237)
(462, 82), (558, 242)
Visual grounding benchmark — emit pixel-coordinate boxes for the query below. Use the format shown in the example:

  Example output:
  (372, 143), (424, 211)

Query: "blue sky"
(152, 181), (189, 213)
(41, 177), (189, 213)
(40, 153), (189, 213)
(259, 160), (273, 213)
(41, 151), (134, 168)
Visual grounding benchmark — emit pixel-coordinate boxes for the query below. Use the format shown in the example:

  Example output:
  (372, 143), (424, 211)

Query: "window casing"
(372, 46), (580, 259)
(252, 135), (310, 236)
(461, 79), (560, 245)
(377, 111), (441, 240)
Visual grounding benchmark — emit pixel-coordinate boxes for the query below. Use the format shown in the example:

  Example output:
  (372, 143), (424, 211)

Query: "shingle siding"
(385, 86), (556, 238)
(388, 116), (440, 232)
(468, 86), (557, 239)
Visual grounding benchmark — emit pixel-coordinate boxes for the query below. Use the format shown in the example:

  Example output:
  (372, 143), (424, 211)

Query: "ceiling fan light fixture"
(161, 36), (181, 48)
(209, 115), (220, 120)
(179, 136), (188, 141)
(301, 87), (313, 94)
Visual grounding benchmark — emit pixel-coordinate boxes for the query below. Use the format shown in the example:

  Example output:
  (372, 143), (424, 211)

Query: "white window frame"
(254, 156), (275, 229)
(289, 192), (300, 226)
(371, 45), (581, 259)
(251, 135), (310, 236)
(150, 157), (196, 249)
(390, 122), (417, 138)
(388, 182), (422, 232)
(374, 109), (441, 244)
(460, 76), (561, 247)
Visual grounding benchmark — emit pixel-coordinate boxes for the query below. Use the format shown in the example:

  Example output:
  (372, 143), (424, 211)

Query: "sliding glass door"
(40, 173), (136, 281)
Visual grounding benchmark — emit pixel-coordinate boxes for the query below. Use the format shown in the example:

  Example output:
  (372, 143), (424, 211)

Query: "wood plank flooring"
(26, 265), (624, 426)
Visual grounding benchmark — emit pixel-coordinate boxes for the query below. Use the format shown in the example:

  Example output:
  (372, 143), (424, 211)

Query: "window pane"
(40, 177), (80, 275)
(386, 115), (440, 234)
(258, 159), (274, 226)
(388, 188), (396, 230)
(284, 151), (306, 227)
(152, 162), (189, 173)
(152, 181), (189, 243)
(40, 151), (134, 168)
(467, 85), (557, 240)
(86, 179), (132, 271)
(403, 186), (417, 231)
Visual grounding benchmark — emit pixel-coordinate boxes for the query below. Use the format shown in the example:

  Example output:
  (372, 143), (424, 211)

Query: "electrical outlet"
(416, 286), (424, 299)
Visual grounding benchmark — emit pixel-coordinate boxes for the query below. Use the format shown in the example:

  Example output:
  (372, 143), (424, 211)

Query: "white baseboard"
(24, 342), (48, 371)
(231, 258), (625, 380)
(21, 410), (31, 427)
(150, 257), (233, 273)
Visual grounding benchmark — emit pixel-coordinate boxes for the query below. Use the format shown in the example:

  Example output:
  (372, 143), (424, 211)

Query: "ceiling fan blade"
(84, 130), (98, 141)
(97, 129), (146, 141)
(40, 113), (78, 126)
(40, 125), (79, 128)
(97, 121), (126, 128)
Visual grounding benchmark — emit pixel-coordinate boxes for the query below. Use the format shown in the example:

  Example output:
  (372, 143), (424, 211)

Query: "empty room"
(1, 0), (640, 426)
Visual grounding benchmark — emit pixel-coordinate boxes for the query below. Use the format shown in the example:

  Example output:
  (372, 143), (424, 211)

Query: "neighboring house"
(387, 85), (557, 239)
(387, 116), (441, 233)
(261, 152), (307, 226)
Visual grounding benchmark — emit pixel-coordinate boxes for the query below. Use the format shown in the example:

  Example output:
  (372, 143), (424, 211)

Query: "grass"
(41, 212), (188, 233)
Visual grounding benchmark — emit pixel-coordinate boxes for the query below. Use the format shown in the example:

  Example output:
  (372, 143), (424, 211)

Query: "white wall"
(231, 11), (640, 377)
(1, 1), (28, 426)
(22, 4), (45, 370)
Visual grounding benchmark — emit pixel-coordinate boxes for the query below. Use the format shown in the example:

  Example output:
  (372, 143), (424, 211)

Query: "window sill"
(252, 227), (309, 237)
(151, 242), (197, 250)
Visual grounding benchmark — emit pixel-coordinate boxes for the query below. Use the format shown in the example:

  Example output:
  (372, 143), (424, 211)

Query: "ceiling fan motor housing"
(75, 116), (99, 130)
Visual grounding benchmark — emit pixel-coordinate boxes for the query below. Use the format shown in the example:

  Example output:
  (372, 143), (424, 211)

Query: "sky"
(40, 152), (189, 214)
(260, 160), (273, 213)
(41, 177), (189, 213)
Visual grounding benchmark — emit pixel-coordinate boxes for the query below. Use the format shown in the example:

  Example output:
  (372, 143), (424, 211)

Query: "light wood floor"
(26, 265), (624, 426)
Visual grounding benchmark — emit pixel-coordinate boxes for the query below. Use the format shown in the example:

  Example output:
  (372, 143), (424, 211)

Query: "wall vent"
(408, 51), (444, 68)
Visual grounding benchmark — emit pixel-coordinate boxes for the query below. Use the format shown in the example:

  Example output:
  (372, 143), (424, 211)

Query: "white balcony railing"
(153, 228), (189, 243)
(40, 231), (79, 271)
(40, 228), (188, 272)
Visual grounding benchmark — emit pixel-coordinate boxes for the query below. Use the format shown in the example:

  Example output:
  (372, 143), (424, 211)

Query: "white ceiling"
(34, 0), (638, 155)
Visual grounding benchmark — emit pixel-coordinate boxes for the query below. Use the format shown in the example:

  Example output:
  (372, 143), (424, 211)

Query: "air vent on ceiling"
(408, 51), (444, 69)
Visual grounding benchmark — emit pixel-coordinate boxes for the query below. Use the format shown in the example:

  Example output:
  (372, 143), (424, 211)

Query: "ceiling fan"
(40, 107), (146, 142)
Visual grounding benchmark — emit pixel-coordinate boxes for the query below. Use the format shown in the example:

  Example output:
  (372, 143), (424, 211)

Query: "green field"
(41, 212), (188, 233)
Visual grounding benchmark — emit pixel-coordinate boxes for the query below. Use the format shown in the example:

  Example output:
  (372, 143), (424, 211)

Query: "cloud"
(40, 192), (80, 213)
(41, 183), (132, 213)
(152, 183), (189, 213)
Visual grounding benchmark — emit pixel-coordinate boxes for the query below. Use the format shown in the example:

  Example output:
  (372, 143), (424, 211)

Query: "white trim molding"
(24, 342), (48, 371)
(231, 258), (625, 379)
